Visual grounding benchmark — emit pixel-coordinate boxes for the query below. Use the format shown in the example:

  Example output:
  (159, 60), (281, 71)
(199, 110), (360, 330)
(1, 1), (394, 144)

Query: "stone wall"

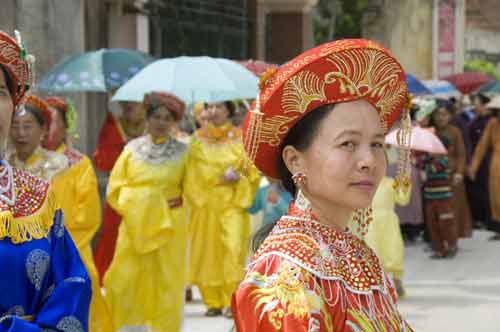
(0, 0), (99, 153)
(362, 0), (465, 80)
(0, 0), (123, 156)
(362, 0), (434, 79)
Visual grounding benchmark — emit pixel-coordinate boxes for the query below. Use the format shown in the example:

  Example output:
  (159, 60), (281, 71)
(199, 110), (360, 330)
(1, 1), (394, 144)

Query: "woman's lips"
(350, 181), (375, 191)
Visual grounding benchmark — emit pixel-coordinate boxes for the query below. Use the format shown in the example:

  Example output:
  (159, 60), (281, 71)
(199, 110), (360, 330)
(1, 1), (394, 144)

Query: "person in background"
(0, 29), (91, 332)
(8, 95), (68, 182)
(184, 101), (260, 318)
(450, 95), (474, 162)
(193, 101), (208, 129)
(104, 92), (189, 331)
(44, 96), (112, 332)
(467, 93), (493, 229)
(431, 100), (473, 238)
(417, 149), (458, 259)
(469, 107), (500, 240)
(93, 98), (146, 283)
(248, 177), (293, 227)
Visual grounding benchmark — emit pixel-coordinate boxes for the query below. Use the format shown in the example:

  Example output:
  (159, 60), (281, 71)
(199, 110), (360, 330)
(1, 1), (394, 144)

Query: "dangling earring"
(394, 97), (412, 193)
(353, 207), (373, 237)
(292, 172), (312, 216)
(292, 172), (306, 186)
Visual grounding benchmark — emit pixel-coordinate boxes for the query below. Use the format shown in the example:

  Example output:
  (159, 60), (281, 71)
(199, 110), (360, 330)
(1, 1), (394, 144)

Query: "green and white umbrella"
(37, 48), (154, 92)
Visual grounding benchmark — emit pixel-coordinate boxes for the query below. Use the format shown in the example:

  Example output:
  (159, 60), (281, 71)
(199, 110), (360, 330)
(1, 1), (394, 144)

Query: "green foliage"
(464, 59), (500, 79)
(314, 0), (368, 45)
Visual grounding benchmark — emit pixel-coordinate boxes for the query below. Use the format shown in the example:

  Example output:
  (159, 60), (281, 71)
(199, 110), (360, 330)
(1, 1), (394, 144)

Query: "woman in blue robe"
(0, 30), (91, 331)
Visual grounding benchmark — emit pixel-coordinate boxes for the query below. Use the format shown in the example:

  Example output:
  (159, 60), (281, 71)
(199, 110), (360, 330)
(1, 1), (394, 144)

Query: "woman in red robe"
(232, 39), (414, 331)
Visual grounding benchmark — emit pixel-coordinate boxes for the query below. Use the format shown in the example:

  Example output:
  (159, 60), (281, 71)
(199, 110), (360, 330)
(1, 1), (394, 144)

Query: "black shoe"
(205, 308), (223, 317)
(185, 288), (193, 302)
(445, 247), (458, 258)
(394, 279), (407, 299)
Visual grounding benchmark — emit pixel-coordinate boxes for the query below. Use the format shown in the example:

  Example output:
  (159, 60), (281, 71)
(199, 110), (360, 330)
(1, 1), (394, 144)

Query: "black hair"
(409, 104), (419, 121)
(0, 65), (15, 100)
(22, 104), (46, 127)
(251, 220), (280, 253)
(251, 103), (336, 252)
(224, 101), (236, 118)
(475, 93), (491, 105)
(277, 104), (336, 196)
(429, 99), (453, 129)
(434, 99), (454, 114)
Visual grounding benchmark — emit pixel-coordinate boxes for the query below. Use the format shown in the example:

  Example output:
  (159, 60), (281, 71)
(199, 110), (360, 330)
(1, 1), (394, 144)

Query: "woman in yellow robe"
(104, 92), (189, 332)
(185, 102), (260, 317)
(45, 96), (112, 332)
(363, 175), (410, 296)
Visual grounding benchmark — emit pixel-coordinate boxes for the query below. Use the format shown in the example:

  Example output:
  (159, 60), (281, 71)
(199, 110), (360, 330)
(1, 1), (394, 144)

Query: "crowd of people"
(395, 94), (500, 253)
(1, 26), (497, 332)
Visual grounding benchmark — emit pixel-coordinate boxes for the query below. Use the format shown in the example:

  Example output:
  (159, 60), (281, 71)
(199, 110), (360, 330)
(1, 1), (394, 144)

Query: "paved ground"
(183, 230), (500, 332)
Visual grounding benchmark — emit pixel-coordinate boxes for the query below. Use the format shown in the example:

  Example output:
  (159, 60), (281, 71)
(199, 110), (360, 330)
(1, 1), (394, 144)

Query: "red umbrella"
(442, 72), (494, 94)
(236, 59), (278, 77)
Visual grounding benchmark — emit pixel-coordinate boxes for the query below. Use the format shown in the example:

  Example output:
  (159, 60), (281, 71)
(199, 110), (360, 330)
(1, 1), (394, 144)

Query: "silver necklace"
(130, 135), (186, 165)
(0, 160), (16, 206)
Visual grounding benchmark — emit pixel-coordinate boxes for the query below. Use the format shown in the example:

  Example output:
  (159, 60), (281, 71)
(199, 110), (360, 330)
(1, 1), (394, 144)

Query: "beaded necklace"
(0, 160), (16, 206)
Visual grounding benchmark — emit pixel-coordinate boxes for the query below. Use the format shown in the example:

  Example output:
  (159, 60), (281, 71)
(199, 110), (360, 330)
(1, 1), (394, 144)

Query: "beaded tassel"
(393, 98), (413, 193)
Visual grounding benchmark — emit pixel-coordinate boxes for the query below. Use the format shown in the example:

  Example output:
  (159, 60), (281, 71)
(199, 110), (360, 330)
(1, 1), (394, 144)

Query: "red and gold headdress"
(45, 96), (79, 145)
(143, 92), (186, 121)
(242, 39), (411, 187)
(23, 95), (52, 128)
(0, 30), (35, 109)
(45, 96), (67, 113)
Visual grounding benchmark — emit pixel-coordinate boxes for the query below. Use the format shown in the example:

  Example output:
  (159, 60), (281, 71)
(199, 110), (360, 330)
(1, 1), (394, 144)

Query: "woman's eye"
(372, 142), (384, 149)
(341, 141), (355, 151)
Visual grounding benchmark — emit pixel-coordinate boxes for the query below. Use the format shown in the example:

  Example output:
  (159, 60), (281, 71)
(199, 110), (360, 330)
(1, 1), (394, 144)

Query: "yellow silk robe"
(53, 144), (112, 332)
(104, 135), (189, 332)
(364, 176), (411, 279)
(185, 124), (260, 309)
(9, 145), (112, 332)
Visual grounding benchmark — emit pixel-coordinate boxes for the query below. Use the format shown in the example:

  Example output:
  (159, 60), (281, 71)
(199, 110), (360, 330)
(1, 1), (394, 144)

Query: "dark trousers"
(425, 198), (458, 254)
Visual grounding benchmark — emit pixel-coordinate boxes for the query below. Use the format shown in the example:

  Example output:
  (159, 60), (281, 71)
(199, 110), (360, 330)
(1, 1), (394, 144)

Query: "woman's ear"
(282, 145), (305, 175)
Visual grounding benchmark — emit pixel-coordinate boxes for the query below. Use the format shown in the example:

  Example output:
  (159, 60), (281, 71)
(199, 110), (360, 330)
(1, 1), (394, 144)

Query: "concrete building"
(362, 0), (466, 80)
(465, 0), (500, 69)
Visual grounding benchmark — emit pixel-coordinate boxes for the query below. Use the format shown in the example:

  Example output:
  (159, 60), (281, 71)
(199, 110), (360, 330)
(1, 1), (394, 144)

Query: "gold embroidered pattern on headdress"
(282, 70), (326, 114)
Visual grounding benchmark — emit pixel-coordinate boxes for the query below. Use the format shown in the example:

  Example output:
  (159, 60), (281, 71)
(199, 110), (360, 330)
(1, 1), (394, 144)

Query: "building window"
(149, 0), (249, 59)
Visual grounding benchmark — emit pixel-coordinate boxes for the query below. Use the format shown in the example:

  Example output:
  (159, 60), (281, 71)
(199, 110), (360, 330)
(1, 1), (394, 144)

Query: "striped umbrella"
(423, 80), (462, 98)
(405, 73), (432, 96)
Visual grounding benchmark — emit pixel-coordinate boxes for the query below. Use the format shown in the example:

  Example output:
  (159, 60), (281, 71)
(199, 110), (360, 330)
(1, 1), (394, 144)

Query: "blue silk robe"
(0, 165), (91, 332)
